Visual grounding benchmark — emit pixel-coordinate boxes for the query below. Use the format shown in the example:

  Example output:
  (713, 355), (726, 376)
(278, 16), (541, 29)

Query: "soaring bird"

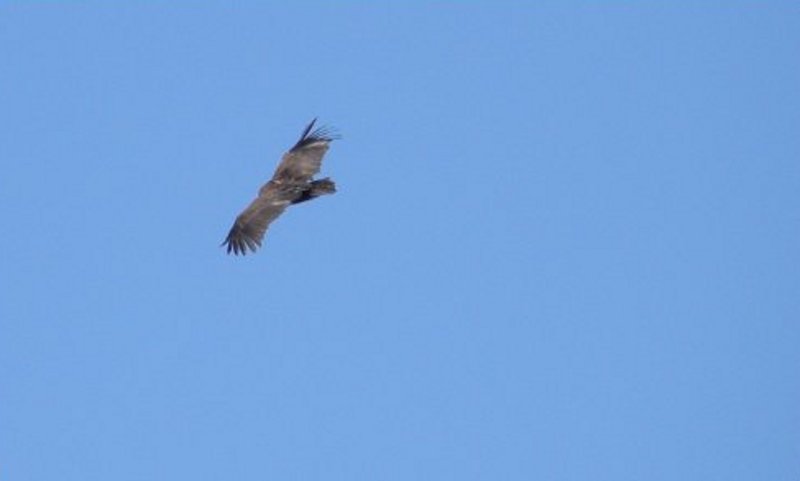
(222, 118), (338, 255)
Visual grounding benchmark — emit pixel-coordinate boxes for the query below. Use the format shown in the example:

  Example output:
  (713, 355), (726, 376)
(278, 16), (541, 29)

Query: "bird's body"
(222, 119), (337, 255)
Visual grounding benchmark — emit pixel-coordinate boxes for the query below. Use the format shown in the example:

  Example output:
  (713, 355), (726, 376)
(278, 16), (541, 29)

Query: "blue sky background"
(1, 4), (798, 480)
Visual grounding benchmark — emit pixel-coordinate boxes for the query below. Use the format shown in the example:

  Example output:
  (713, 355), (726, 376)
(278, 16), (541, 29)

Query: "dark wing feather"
(222, 183), (292, 255)
(272, 118), (338, 183)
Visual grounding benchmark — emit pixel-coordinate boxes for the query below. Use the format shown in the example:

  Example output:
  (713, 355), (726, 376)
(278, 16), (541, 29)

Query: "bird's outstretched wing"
(222, 119), (337, 255)
(222, 183), (293, 255)
(272, 118), (338, 183)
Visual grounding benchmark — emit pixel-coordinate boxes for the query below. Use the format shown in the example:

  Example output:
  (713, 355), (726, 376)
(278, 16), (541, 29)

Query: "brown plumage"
(222, 118), (338, 255)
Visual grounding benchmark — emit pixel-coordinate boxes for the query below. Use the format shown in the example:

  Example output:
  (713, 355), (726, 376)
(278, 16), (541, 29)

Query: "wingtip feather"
(290, 118), (339, 151)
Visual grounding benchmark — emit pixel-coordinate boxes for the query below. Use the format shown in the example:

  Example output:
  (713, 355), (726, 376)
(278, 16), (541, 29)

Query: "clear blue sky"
(1, 4), (798, 480)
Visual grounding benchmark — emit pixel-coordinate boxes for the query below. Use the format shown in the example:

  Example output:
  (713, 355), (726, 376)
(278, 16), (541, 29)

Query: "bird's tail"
(292, 178), (336, 205)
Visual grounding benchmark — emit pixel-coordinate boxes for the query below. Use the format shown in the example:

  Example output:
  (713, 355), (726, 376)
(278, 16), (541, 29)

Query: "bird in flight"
(222, 118), (338, 255)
